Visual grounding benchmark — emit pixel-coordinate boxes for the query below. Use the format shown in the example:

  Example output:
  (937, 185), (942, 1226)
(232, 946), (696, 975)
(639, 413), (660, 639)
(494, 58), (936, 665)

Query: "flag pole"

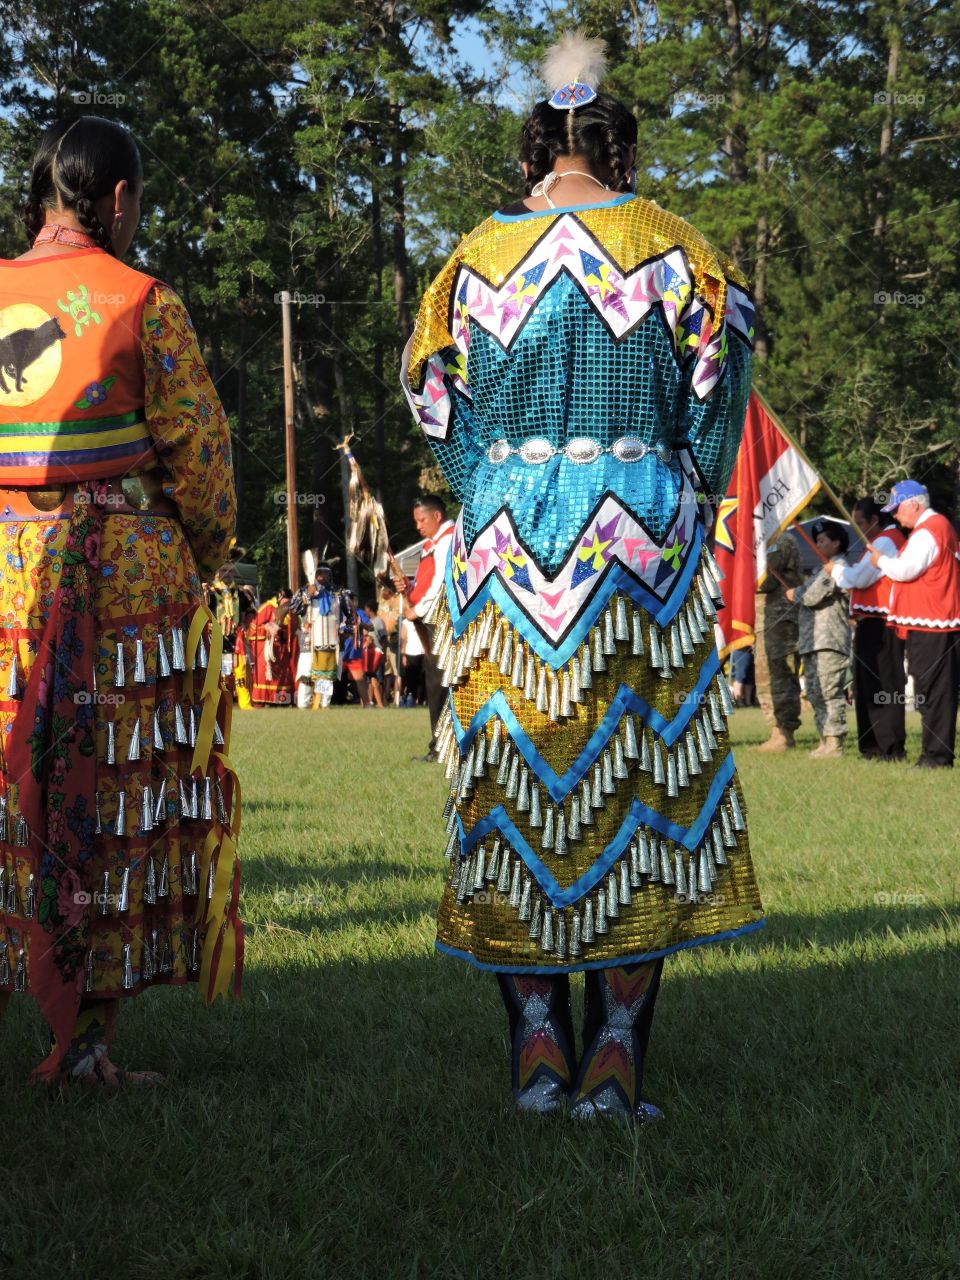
(281, 290), (299, 590)
(753, 387), (856, 526)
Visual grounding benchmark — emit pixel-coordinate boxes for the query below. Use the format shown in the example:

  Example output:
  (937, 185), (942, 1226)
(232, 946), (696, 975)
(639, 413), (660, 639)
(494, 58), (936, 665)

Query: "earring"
(112, 214), (124, 236)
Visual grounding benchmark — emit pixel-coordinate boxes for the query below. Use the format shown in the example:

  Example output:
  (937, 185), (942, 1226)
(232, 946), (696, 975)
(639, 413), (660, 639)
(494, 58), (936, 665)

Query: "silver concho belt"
(486, 436), (673, 466)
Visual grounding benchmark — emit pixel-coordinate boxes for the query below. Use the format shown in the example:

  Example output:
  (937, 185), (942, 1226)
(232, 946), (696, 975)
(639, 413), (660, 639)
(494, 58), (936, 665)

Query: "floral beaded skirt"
(0, 492), (242, 1072)
(432, 515), (764, 974)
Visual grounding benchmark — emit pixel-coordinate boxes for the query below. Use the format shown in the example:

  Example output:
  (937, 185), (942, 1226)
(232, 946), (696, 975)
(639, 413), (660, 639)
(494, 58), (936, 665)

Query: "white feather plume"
(540, 31), (608, 92)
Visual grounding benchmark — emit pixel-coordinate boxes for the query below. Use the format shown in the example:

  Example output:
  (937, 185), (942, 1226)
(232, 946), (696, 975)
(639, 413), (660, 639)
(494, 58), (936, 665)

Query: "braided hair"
(520, 93), (638, 196)
(23, 116), (142, 253)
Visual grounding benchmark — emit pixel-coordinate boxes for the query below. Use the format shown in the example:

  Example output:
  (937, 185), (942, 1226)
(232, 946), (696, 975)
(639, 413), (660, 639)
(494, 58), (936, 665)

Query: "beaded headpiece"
(542, 31), (608, 110)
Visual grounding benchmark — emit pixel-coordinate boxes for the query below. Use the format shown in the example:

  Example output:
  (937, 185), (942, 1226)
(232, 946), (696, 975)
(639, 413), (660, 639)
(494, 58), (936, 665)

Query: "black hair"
(520, 92), (638, 195)
(813, 519), (849, 553)
(24, 116), (142, 253)
(413, 494), (448, 517)
(853, 496), (891, 527)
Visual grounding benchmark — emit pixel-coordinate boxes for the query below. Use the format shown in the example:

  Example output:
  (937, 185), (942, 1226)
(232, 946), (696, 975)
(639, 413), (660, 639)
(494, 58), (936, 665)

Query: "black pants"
(906, 630), (960, 766)
(853, 617), (905, 758)
(422, 623), (445, 754)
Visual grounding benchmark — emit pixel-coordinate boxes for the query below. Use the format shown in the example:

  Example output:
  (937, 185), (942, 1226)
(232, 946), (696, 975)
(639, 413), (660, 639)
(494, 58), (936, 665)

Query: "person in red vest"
(0, 117), (242, 1087)
(828, 497), (907, 759)
(395, 495), (454, 761)
(869, 480), (960, 768)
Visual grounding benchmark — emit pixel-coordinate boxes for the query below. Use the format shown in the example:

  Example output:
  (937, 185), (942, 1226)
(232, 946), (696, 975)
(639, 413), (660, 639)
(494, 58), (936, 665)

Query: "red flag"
(714, 391), (822, 655)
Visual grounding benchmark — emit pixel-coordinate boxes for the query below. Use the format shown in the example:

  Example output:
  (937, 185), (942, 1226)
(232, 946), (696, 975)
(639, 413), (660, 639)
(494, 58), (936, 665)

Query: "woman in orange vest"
(827, 497), (907, 759)
(0, 116), (242, 1087)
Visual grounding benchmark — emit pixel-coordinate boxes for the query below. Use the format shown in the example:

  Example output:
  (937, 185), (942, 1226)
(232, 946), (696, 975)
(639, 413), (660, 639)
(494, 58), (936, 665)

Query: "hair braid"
(520, 92), (637, 195)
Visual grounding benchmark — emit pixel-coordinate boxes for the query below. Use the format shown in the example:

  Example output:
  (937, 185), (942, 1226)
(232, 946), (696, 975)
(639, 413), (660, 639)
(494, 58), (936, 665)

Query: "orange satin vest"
(0, 248), (159, 484)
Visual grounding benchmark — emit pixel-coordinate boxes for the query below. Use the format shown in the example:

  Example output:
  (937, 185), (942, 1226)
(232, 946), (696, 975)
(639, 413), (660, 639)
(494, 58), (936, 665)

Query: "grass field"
(1, 704), (958, 1279)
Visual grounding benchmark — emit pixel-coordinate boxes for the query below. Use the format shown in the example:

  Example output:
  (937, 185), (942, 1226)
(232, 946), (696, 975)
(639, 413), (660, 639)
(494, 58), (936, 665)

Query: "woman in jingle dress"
(0, 116), (242, 1087)
(400, 35), (764, 1121)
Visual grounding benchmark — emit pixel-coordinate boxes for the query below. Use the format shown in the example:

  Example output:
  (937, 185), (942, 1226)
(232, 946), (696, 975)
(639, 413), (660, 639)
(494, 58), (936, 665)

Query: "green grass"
(2, 705), (958, 1279)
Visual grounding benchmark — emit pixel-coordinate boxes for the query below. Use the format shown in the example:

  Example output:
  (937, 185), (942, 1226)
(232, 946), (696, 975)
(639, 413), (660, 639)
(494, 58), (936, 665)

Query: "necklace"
(529, 169), (611, 208)
(33, 224), (100, 249)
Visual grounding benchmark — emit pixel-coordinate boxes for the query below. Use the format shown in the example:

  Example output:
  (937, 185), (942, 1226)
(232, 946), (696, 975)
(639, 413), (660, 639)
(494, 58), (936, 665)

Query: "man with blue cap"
(869, 481), (960, 767)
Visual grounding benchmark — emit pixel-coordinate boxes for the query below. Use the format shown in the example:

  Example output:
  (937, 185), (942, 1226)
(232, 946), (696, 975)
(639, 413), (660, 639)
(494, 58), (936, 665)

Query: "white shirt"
(829, 533), (900, 590)
(402, 617), (424, 657)
(411, 519), (455, 620)
(876, 508), (938, 583)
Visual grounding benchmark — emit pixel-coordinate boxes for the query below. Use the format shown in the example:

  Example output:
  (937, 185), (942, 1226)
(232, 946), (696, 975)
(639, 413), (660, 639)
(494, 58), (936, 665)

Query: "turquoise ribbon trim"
(444, 523), (704, 666)
(435, 918), (765, 974)
(455, 750), (736, 907)
(450, 647), (721, 804)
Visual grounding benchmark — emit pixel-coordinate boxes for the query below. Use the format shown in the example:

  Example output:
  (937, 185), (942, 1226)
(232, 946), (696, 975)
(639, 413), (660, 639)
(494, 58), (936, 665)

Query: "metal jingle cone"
(153, 708), (165, 752)
(171, 624), (186, 671)
(198, 632), (208, 671)
(5, 867), (17, 912)
(648, 624), (663, 670)
(729, 788), (746, 831)
(668, 623), (683, 669)
(612, 733), (628, 780)
(451, 855), (466, 902)
(518, 874), (532, 922)
(702, 712), (718, 753)
(191, 927), (202, 972)
(157, 631), (171, 679)
(153, 782), (167, 826)
(619, 858), (632, 907)
(487, 719), (501, 767)
(0, 940), (8, 985)
(686, 730), (702, 776)
(631, 609), (645, 656)
(142, 933), (156, 982)
(640, 728), (652, 772)
(201, 776), (213, 822)
(443, 826), (458, 860)
(601, 750), (615, 795)
(160, 930), (174, 974)
(185, 849), (199, 896)
(638, 828), (653, 877)
(117, 866), (130, 913)
(15, 813), (29, 847)
(14, 949), (26, 992)
(498, 626), (513, 677)
(143, 853), (157, 905)
(698, 577), (718, 620)
(179, 776), (191, 820)
(6, 648), (19, 700)
(614, 596), (630, 643)
(191, 777), (200, 820)
(590, 763), (603, 810)
(127, 716), (142, 763)
(0, 795), (6, 842)
(695, 717), (711, 764)
(106, 719), (116, 765)
(677, 740), (690, 787)
(540, 905), (554, 952)
(674, 851), (688, 901)
(174, 702), (188, 746)
(473, 734), (487, 779)
(134, 637), (147, 684)
(721, 804), (736, 848)
(458, 758), (473, 802)
(516, 766), (530, 813)
(709, 687), (725, 735)
(666, 749), (679, 798)
(559, 670), (573, 719)
(711, 822), (725, 866)
(488, 620), (502, 667)
(569, 908), (582, 957)
(592, 624), (606, 673)
(582, 895), (595, 944)
(660, 840), (674, 885)
(524, 652), (536, 703)
(510, 643), (524, 690)
(677, 611), (694, 656)
(554, 808), (567, 857)
(473, 845), (486, 891)
(534, 661), (547, 713)
(85, 951), (95, 994)
(529, 782), (542, 829)
(496, 741), (513, 788)
(652, 738), (665, 786)
(595, 888), (608, 935)
(692, 590), (707, 635)
(189, 705), (198, 749)
(570, 657), (582, 704)
(685, 601), (703, 646)
(606, 869), (619, 918)
(508, 859), (522, 908)
(629, 839), (642, 888)
(603, 607), (617, 656)
(113, 789), (126, 838)
(504, 754), (520, 800)
(579, 641), (593, 691)
(0, 867), (5, 907)
(698, 848), (712, 894)
(554, 911), (566, 961)
(99, 870), (110, 916)
(114, 637), (125, 688)
(622, 714), (639, 762)
(547, 670), (559, 723)
(568, 794), (582, 841)
(442, 791), (455, 825)
(541, 803), (554, 850)
(207, 853), (217, 902)
(496, 847), (512, 895)
(94, 791), (102, 836)
(528, 895), (542, 941)
(157, 853), (170, 898)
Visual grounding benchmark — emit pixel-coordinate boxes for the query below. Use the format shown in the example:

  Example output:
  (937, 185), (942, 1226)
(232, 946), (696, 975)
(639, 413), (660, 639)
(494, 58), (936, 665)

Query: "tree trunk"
(371, 161), (387, 489)
(331, 322), (359, 596)
(390, 95), (412, 343)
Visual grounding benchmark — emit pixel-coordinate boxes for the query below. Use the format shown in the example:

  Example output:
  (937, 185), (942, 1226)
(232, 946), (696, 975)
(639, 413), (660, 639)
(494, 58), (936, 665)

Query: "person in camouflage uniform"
(786, 520), (852, 757)
(755, 533), (803, 751)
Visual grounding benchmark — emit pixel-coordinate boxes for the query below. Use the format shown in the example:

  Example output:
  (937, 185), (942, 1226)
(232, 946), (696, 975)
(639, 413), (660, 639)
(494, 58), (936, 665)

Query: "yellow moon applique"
(0, 303), (66, 407)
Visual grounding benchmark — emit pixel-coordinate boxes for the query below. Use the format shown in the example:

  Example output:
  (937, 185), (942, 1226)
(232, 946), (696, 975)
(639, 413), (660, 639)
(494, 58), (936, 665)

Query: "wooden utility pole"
(281, 290), (299, 589)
